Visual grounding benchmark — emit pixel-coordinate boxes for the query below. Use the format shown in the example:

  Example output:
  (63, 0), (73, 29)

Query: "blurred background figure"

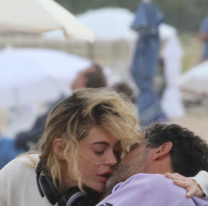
(199, 10), (208, 62)
(0, 63), (107, 169)
(71, 63), (106, 90)
(159, 24), (186, 120)
(130, 0), (167, 126)
(112, 82), (136, 104)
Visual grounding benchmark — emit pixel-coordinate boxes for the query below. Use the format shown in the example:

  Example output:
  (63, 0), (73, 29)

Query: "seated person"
(97, 123), (208, 206)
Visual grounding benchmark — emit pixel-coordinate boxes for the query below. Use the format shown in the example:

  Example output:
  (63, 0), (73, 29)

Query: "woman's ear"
(53, 138), (66, 160)
(152, 142), (173, 160)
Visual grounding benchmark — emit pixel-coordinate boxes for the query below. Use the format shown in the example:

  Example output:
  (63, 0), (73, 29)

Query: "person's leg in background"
(131, 39), (167, 126)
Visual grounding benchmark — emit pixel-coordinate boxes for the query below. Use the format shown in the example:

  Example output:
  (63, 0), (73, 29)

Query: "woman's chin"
(88, 183), (106, 193)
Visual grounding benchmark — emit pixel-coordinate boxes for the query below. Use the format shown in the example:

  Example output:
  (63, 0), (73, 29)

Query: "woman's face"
(78, 126), (121, 192)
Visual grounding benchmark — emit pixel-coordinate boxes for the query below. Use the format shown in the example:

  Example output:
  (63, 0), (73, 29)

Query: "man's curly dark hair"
(145, 123), (208, 177)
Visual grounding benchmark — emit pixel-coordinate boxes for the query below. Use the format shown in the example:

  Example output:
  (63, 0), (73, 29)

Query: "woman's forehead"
(79, 127), (119, 146)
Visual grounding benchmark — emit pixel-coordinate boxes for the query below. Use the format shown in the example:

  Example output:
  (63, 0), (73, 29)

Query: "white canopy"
(0, 47), (120, 109)
(43, 8), (176, 42)
(77, 8), (136, 41)
(178, 61), (208, 94)
(42, 8), (136, 41)
(0, 0), (94, 41)
(159, 24), (177, 41)
(0, 48), (91, 108)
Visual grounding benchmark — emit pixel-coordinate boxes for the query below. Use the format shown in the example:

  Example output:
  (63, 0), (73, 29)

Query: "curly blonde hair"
(38, 88), (142, 191)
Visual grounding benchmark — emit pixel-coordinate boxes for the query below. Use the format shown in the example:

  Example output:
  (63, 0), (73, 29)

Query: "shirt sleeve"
(0, 159), (22, 206)
(200, 17), (208, 33)
(0, 155), (40, 206)
(193, 170), (208, 198)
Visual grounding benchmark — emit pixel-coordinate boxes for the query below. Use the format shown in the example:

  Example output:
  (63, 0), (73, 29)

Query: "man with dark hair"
(71, 64), (106, 90)
(97, 124), (208, 206)
(145, 124), (208, 177)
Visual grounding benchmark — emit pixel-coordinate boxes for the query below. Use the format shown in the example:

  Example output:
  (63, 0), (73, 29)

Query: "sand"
(172, 114), (208, 142)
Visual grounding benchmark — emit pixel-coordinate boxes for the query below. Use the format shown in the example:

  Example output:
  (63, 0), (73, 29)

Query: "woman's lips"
(97, 175), (109, 182)
(97, 172), (111, 183)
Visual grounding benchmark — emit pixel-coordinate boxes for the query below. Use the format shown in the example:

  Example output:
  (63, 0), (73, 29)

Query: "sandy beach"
(172, 114), (208, 142)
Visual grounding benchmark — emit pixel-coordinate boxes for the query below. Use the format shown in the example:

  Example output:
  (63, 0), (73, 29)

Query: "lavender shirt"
(97, 174), (208, 206)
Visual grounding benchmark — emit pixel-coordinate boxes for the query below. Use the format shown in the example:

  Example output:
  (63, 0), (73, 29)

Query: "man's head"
(106, 123), (208, 193)
(71, 64), (106, 90)
(112, 82), (136, 104)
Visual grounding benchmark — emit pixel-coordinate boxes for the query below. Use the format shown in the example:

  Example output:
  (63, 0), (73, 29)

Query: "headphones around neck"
(35, 160), (87, 206)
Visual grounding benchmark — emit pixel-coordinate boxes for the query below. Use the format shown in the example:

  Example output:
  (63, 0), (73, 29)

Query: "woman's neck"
(60, 179), (78, 191)
(60, 162), (78, 191)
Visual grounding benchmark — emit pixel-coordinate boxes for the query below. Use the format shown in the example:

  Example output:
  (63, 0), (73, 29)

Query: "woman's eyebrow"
(92, 141), (109, 146)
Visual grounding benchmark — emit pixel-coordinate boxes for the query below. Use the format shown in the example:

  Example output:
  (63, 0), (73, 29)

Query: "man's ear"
(53, 138), (66, 161)
(152, 142), (173, 160)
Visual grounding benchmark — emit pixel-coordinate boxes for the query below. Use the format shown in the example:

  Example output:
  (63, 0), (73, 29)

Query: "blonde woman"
(0, 88), (141, 206)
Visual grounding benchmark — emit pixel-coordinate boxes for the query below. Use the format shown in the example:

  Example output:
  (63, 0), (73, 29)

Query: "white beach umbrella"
(159, 23), (177, 41)
(77, 8), (136, 41)
(43, 8), (177, 42)
(0, 47), (120, 109)
(0, 48), (91, 108)
(178, 61), (208, 94)
(0, 0), (94, 41)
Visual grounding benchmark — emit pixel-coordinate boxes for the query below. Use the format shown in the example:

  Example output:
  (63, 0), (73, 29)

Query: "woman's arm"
(165, 171), (208, 198)
(193, 171), (208, 198)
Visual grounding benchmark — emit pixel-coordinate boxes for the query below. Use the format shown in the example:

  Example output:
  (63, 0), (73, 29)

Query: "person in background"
(71, 63), (106, 91)
(199, 11), (208, 61)
(97, 123), (208, 206)
(112, 82), (136, 104)
(0, 63), (107, 169)
(130, 0), (167, 126)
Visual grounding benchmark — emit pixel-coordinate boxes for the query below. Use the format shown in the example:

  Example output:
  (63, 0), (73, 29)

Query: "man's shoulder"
(114, 173), (171, 191)
(133, 173), (171, 186)
(131, 173), (166, 182)
(113, 173), (189, 201)
(98, 174), (195, 206)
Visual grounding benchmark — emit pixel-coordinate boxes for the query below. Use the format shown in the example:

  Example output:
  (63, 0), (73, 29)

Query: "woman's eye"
(94, 151), (104, 155)
(114, 150), (121, 160)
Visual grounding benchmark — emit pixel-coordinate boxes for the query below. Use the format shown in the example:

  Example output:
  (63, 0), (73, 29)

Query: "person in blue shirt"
(199, 13), (208, 61)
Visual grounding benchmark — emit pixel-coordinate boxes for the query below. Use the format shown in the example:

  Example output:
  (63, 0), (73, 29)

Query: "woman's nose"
(104, 153), (118, 167)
